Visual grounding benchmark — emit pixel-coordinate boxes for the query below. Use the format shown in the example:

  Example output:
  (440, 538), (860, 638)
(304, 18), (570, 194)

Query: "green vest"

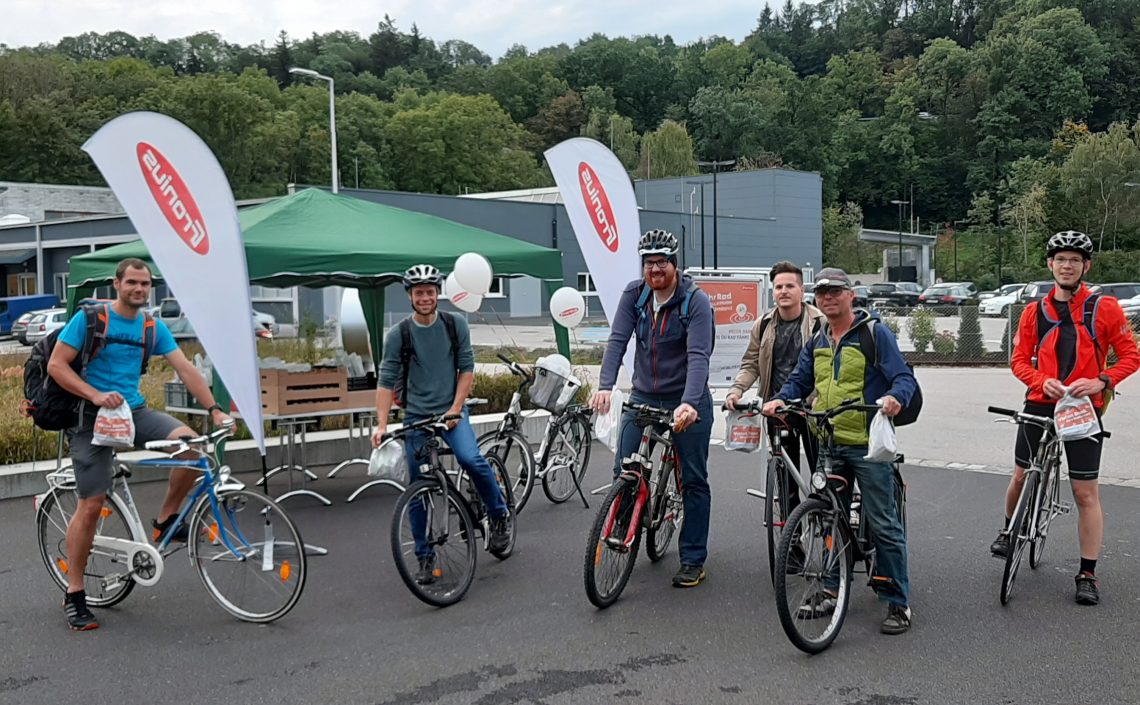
(811, 327), (872, 446)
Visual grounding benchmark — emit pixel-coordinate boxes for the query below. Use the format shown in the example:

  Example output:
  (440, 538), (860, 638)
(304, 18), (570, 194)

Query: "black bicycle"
(384, 413), (517, 607)
(477, 354), (593, 511)
(770, 399), (907, 654)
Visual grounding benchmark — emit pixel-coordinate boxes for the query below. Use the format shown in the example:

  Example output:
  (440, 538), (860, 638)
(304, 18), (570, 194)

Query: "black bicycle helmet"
(638, 229), (679, 257)
(402, 264), (443, 290)
(1046, 230), (1094, 259)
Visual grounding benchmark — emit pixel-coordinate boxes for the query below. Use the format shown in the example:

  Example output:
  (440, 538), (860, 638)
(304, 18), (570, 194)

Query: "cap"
(813, 268), (852, 290)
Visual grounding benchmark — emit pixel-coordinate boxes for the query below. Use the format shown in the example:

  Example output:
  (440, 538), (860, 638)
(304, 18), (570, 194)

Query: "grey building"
(0, 168), (821, 326)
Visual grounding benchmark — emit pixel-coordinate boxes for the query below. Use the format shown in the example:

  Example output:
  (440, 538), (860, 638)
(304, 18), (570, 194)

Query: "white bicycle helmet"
(402, 264), (443, 290)
(1046, 230), (1093, 259)
(638, 229), (679, 258)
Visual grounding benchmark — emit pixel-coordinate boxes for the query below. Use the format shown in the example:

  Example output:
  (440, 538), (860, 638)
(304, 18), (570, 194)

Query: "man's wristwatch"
(1098, 373), (1113, 391)
(206, 404), (224, 414)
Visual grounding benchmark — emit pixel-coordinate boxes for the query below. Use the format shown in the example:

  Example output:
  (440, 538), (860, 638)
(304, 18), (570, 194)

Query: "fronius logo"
(578, 162), (619, 253)
(137, 142), (210, 255)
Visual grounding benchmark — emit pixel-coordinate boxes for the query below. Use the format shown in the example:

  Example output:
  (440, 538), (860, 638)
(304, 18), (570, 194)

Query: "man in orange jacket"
(990, 231), (1139, 605)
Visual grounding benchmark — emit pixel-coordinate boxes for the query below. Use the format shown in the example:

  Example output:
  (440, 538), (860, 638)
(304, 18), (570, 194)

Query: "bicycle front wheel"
(542, 413), (593, 503)
(478, 430), (535, 512)
(646, 458), (683, 563)
(1001, 471), (1038, 605)
(36, 487), (137, 608)
(1029, 461), (1060, 569)
(391, 479), (478, 607)
(584, 476), (642, 609)
(486, 452), (517, 560)
(774, 498), (853, 655)
(188, 490), (307, 623)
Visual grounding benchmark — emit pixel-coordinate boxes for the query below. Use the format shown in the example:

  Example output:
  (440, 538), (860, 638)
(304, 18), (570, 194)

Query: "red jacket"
(1012, 284), (1140, 407)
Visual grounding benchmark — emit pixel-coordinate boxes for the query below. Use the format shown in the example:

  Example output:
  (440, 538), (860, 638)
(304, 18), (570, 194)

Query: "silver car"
(25, 308), (69, 344)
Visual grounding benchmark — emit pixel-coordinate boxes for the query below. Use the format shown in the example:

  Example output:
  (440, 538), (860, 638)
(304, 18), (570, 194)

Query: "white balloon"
(549, 286), (586, 329)
(453, 252), (494, 295)
(445, 273), (483, 313)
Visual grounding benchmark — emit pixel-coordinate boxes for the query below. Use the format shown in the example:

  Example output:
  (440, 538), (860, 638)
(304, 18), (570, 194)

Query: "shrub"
(881, 316), (900, 337)
(932, 330), (957, 356)
(957, 306), (984, 359)
(906, 308), (936, 353)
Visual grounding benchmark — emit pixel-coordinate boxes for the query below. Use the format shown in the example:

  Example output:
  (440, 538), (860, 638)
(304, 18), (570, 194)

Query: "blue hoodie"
(599, 275), (714, 406)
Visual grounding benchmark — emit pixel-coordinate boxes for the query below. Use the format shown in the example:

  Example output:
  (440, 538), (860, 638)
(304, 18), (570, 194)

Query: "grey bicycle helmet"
(638, 229), (679, 258)
(402, 264), (443, 290)
(1046, 230), (1093, 259)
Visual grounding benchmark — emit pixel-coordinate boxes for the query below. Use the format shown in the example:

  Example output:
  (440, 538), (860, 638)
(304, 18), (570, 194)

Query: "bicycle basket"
(529, 356), (582, 414)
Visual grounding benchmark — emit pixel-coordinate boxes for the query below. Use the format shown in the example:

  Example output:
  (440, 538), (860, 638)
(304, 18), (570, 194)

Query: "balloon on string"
(549, 286), (586, 329)
(445, 273), (483, 313)
(453, 252), (494, 295)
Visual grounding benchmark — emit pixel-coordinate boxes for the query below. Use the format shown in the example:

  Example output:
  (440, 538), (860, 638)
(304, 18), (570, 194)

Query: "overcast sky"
(3, 1), (772, 57)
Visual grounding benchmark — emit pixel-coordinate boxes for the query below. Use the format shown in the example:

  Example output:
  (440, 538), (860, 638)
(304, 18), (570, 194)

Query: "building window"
(577, 272), (598, 296)
(443, 277), (506, 299)
(54, 273), (69, 298)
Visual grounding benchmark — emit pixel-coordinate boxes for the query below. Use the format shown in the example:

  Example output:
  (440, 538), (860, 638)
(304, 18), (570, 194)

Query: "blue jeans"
(614, 390), (713, 567)
(403, 410), (508, 559)
(823, 446), (910, 607)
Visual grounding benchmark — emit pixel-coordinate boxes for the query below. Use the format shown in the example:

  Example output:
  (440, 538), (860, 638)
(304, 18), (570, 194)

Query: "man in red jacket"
(990, 231), (1139, 605)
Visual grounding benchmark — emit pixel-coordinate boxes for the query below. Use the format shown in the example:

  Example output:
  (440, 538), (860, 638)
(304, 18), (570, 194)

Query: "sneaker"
(990, 531), (1009, 558)
(63, 591), (99, 631)
(488, 514), (512, 553)
(672, 563), (708, 588)
(1075, 572), (1100, 606)
(415, 555), (437, 585)
(797, 590), (837, 619)
(152, 515), (189, 543)
(881, 604), (912, 635)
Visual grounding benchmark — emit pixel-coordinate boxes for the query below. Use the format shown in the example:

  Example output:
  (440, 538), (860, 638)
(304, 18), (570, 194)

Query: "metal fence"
(870, 303), (1023, 366)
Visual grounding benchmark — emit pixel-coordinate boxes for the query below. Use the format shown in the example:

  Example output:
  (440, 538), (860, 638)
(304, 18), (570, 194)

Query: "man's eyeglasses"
(643, 259), (671, 271)
(1052, 256), (1084, 267)
(814, 286), (848, 298)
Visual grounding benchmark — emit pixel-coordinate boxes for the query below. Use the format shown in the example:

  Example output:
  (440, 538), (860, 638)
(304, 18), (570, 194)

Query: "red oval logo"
(136, 142), (210, 255)
(452, 291), (469, 303)
(578, 162), (619, 253)
(559, 307), (580, 317)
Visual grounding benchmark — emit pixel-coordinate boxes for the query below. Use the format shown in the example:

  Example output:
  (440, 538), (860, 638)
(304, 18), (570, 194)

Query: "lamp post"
(698, 159), (736, 268)
(890, 199), (909, 282)
(289, 67), (338, 194)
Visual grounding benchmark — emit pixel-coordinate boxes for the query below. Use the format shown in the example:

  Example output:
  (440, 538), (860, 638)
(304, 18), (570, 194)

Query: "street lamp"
(289, 67), (338, 194)
(890, 199), (909, 282)
(698, 159), (736, 268)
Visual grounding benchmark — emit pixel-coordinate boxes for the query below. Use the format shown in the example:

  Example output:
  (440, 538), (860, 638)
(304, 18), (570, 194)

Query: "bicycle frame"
(603, 410), (675, 550)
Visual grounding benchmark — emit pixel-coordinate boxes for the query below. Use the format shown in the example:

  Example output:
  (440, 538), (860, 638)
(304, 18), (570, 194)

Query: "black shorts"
(1013, 402), (1104, 481)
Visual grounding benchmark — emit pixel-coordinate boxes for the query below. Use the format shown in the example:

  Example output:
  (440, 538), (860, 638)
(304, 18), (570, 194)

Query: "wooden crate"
(260, 368), (348, 415)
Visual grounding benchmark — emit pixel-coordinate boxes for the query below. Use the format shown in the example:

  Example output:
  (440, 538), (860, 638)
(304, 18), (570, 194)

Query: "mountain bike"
(583, 401), (685, 609)
(987, 406), (1096, 605)
(35, 423), (307, 623)
(384, 412), (517, 607)
(477, 354), (593, 511)
(770, 399), (906, 654)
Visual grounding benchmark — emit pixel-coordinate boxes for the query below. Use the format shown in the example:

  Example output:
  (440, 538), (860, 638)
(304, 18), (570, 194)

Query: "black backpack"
(22, 304), (156, 431)
(857, 318), (923, 426)
(393, 312), (460, 409)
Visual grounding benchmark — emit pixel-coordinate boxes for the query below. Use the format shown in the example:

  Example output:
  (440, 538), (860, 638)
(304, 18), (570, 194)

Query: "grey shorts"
(68, 406), (187, 499)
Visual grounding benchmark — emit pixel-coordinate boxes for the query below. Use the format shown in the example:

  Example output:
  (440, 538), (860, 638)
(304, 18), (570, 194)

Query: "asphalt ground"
(2, 447), (1139, 705)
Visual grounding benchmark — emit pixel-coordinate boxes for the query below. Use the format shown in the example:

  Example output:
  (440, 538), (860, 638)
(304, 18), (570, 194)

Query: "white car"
(25, 308), (69, 344)
(980, 284), (1026, 317)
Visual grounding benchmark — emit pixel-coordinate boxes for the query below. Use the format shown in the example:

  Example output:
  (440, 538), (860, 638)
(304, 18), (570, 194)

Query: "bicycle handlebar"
(496, 353), (533, 383)
(144, 420), (235, 452)
(381, 413), (463, 442)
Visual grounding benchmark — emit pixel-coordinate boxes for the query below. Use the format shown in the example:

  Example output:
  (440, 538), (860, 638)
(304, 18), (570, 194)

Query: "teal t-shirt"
(379, 313), (474, 416)
(59, 307), (178, 409)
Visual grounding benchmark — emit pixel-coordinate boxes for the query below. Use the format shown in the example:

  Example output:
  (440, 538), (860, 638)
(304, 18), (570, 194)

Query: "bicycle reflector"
(811, 473), (828, 491)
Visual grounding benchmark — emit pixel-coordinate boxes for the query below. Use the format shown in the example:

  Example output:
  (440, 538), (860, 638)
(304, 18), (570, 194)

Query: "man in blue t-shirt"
(47, 258), (232, 632)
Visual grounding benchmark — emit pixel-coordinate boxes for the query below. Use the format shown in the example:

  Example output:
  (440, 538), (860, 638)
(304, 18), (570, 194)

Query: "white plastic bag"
(724, 409), (763, 453)
(593, 388), (625, 454)
(1055, 390), (1100, 442)
(865, 411), (897, 462)
(368, 438), (409, 485)
(92, 402), (135, 449)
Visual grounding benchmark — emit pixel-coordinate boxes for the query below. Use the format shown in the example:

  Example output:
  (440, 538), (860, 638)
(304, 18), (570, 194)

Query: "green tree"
(638, 119), (698, 179)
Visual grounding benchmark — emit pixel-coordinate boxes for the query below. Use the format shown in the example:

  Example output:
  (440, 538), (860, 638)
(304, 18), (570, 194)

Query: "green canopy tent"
(67, 188), (571, 365)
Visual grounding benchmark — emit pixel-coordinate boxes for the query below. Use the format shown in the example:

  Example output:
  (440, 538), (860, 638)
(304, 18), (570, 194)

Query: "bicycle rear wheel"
(1030, 460), (1060, 569)
(774, 498), (853, 654)
(188, 490), (307, 623)
(36, 487), (137, 608)
(646, 457), (683, 563)
(477, 430), (535, 512)
(542, 414), (593, 503)
(765, 456), (794, 586)
(391, 479), (478, 607)
(584, 476), (643, 608)
(1001, 471), (1038, 605)
(485, 453), (517, 560)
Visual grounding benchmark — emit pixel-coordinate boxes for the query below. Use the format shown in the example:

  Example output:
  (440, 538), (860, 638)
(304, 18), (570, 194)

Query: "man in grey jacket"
(590, 229), (715, 588)
(726, 261), (824, 511)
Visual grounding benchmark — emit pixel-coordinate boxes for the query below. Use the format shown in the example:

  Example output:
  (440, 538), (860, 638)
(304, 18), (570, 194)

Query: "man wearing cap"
(591, 229), (716, 589)
(762, 267), (917, 635)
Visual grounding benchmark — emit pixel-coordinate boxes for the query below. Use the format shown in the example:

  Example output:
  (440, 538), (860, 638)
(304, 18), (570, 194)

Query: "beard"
(647, 270), (676, 291)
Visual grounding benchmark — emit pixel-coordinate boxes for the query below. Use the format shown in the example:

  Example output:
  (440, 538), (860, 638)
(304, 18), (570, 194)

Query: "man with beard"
(372, 264), (512, 585)
(48, 258), (232, 631)
(591, 230), (715, 588)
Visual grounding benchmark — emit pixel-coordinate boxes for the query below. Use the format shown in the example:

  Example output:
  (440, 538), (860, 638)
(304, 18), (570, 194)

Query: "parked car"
(168, 313), (274, 341)
(853, 285), (870, 308)
(1019, 281), (1056, 304)
(25, 308), (68, 344)
(802, 282), (815, 305)
(918, 284), (978, 306)
(979, 283), (1025, 302)
(11, 310), (40, 344)
(867, 282), (923, 309)
(159, 297), (277, 336)
(1089, 282), (1140, 301)
(980, 284), (1026, 317)
(0, 294), (60, 336)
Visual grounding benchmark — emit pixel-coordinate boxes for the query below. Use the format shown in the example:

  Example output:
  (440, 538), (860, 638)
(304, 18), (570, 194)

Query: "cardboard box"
(260, 368), (347, 415)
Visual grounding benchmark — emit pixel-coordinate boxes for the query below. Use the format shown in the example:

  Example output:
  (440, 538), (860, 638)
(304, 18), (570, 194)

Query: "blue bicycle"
(35, 423), (307, 623)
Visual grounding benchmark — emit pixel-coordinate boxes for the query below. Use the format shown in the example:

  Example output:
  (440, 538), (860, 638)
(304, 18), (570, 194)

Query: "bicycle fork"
(602, 466), (650, 553)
